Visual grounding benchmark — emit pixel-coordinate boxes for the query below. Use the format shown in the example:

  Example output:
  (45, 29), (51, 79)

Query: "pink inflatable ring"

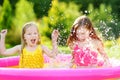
(0, 55), (120, 80)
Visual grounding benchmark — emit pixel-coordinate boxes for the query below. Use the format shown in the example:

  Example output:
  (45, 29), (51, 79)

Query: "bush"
(7, 0), (36, 46)
(0, 0), (13, 30)
(88, 4), (120, 40)
(104, 40), (114, 48)
(41, 0), (80, 46)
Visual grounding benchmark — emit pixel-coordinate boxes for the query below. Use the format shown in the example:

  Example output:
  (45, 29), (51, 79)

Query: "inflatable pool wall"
(0, 56), (120, 80)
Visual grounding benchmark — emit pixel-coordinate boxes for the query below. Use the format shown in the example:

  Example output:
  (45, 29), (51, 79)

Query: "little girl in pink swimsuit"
(67, 15), (110, 68)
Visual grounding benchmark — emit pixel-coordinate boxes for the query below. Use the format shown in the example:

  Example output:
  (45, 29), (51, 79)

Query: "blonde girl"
(0, 22), (59, 68)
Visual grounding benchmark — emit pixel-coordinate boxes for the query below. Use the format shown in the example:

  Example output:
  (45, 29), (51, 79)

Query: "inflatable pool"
(0, 55), (120, 80)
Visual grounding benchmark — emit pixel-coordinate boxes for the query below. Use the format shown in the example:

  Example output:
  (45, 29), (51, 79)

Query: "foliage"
(0, 6), (2, 30)
(60, 0), (120, 19)
(104, 39), (120, 58)
(41, 0), (80, 46)
(8, 0), (36, 46)
(59, 0), (103, 12)
(103, 0), (120, 20)
(58, 46), (71, 54)
(117, 37), (120, 45)
(0, 0), (4, 5)
(87, 4), (120, 40)
(13, 0), (36, 28)
(104, 40), (115, 48)
(28, 0), (52, 18)
(0, 0), (13, 30)
(60, 0), (120, 40)
(106, 45), (120, 59)
(0, 0), (120, 59)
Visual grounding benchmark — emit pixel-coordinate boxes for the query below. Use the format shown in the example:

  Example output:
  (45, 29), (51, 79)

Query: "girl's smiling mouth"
(31, 39), (36, 44)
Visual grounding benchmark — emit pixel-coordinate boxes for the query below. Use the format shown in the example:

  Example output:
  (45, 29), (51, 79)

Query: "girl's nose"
(32, 33), (38, 37)
(31, 34), (36, 37)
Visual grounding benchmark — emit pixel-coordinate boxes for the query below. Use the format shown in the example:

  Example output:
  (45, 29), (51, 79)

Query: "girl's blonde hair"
(67, 15), (101, 45)
(21, 22), (41, 52)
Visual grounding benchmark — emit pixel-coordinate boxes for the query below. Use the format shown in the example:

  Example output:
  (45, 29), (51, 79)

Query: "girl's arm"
(42, 30), (59, 58)
(0, 29), (21, 56)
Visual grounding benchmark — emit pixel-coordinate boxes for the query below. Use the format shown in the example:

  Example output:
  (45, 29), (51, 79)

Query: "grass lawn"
(105, 45), (120, 59)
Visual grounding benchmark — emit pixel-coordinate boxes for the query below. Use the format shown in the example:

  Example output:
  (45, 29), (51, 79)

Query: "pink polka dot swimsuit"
(73, 45), (104, 67)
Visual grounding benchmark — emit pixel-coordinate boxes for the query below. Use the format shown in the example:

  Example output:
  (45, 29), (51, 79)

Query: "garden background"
(0, 0), (120, 58)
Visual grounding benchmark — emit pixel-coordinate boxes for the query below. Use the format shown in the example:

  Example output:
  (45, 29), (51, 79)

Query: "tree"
(0, 6), (2, 30)
(0, 0), (13, 30)
(88, 4), (120, 40)
(28, 0), (52, 18)
(41, 0), (80, 46)
(8, 0), (36, 46)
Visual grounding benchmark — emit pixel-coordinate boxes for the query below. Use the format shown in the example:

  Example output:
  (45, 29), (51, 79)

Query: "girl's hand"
(52, 30), (59, 41)
(1, 29), (7, 39)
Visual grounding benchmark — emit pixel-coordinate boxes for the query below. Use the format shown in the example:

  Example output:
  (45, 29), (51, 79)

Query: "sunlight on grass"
(58, 46), (71, 54)
(106, 45), (120, 59)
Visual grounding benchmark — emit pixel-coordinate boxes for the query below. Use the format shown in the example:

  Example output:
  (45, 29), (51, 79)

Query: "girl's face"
(76, 26), (90, 41)
(24, 26), (39, 47)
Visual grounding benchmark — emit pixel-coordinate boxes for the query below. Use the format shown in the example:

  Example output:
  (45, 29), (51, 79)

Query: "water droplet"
(84, 10), (88, 13)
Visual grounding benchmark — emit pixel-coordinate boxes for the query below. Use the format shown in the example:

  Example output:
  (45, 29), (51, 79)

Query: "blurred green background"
(0, 0), (120, 58)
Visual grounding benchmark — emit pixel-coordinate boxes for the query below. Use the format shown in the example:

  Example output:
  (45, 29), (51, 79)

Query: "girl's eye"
(34, 33), (38, 35)
(27, 33), (31, 35)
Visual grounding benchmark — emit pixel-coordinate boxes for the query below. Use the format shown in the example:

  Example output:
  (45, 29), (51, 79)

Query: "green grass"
(0, 55), (3, 58)
(105, 45), (120, 59)
(58, 46), (71, 54)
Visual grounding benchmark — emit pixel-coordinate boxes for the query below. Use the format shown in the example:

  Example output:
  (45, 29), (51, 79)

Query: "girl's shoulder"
(91, 39), (103, 47)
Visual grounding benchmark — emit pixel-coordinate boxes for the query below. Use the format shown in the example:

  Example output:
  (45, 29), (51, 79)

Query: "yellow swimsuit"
(19, 46), (44, 68)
